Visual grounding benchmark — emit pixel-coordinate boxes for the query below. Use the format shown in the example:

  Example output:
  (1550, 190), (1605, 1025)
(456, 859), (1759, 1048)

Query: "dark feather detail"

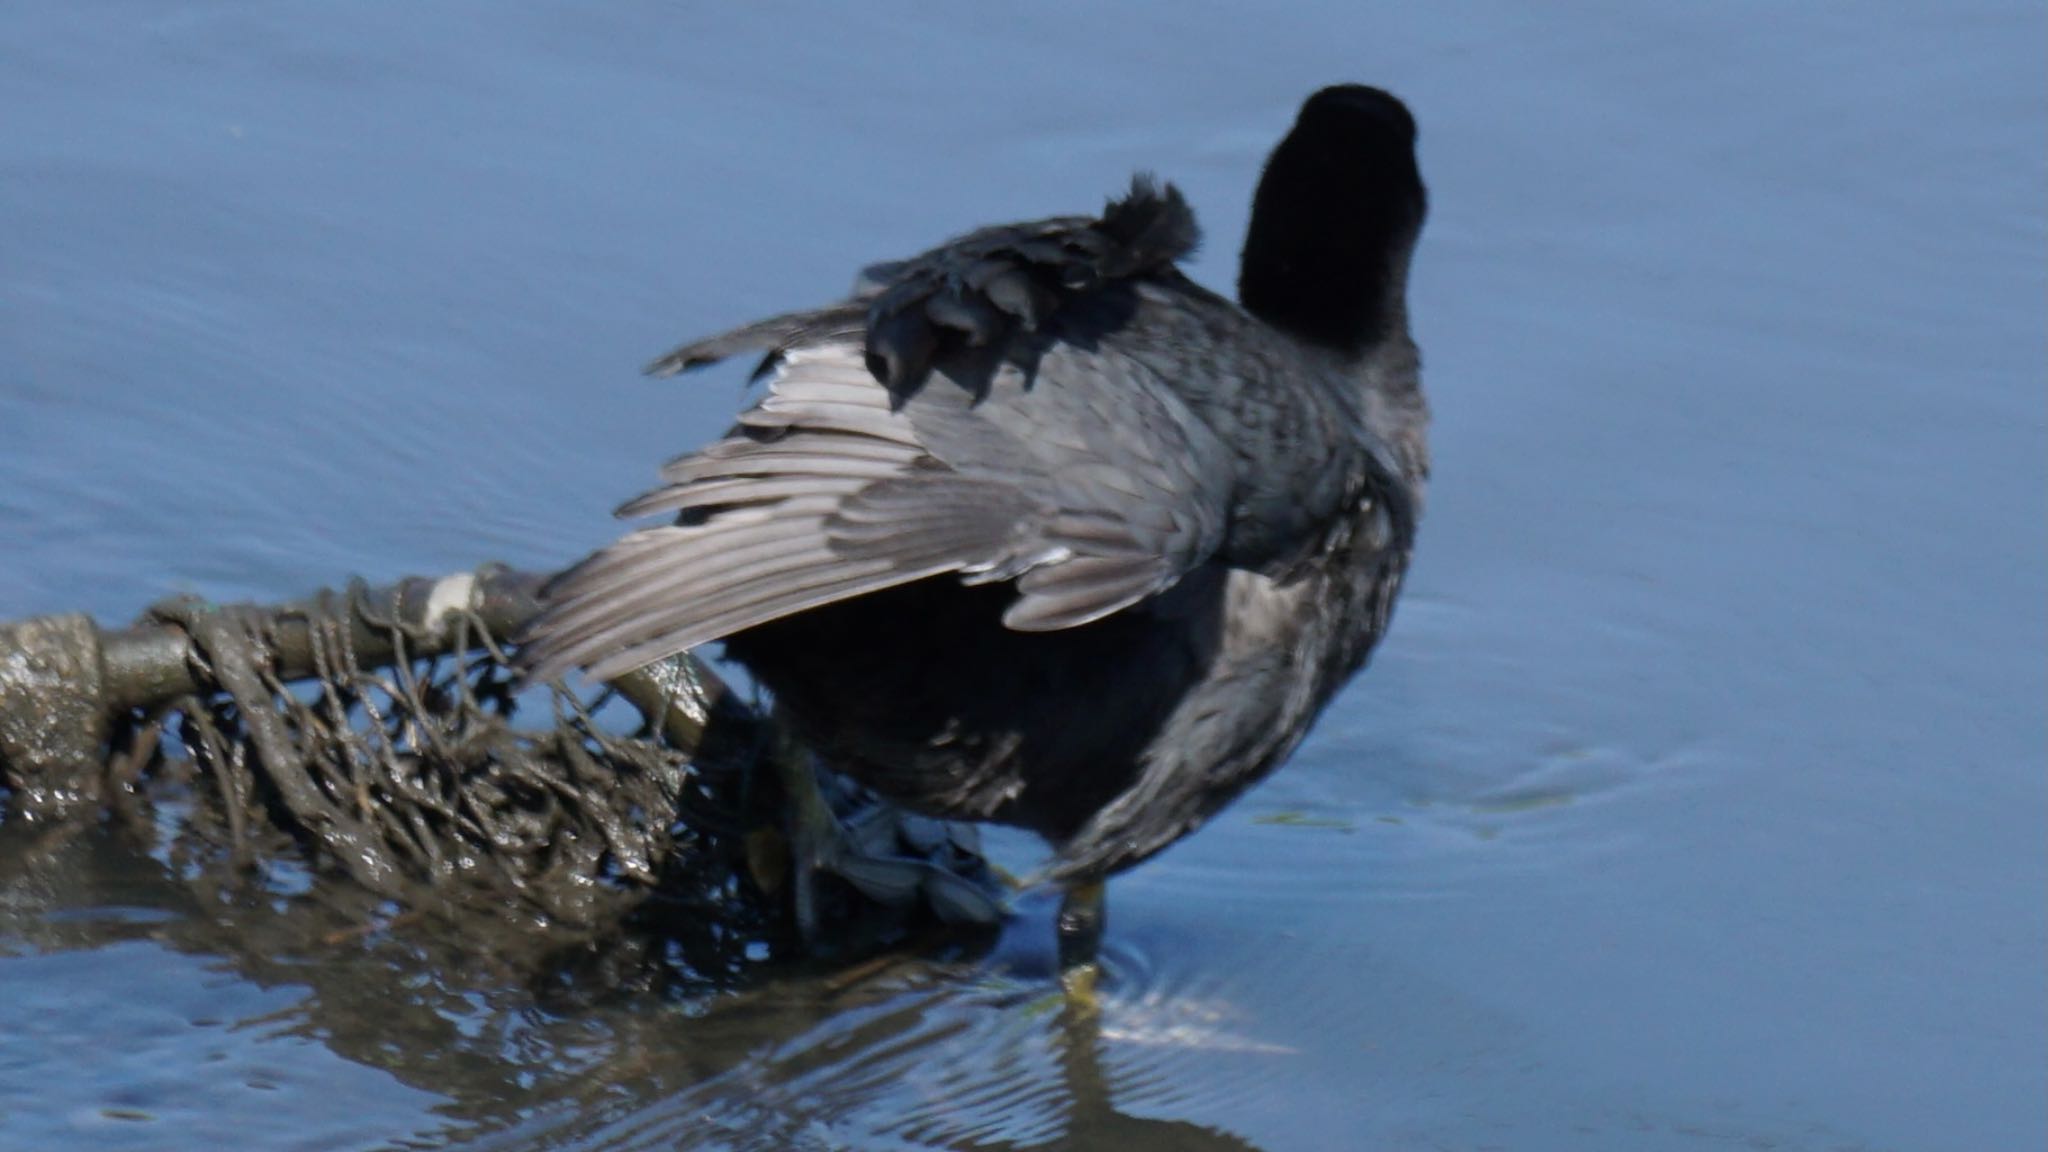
(637, 177), (1197, 397)
(1093, 174), (1202, 277)
(857, 174), (1200, 392)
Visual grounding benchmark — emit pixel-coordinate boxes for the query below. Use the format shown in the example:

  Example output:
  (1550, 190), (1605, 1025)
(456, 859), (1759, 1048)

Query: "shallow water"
(2, 3), (2043, 1150)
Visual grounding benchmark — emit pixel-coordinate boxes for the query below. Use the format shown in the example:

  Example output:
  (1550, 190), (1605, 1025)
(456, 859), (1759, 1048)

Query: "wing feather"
(519, 180), (1249, 683)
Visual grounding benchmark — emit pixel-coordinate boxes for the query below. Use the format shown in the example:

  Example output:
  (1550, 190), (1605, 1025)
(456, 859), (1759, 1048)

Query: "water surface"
(3, 3), (2042, 1149)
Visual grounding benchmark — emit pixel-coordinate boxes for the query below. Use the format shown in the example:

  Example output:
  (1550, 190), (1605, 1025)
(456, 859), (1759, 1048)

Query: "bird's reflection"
(1033, 996), (1263, 1152)
(0, 817), (1267, 1151)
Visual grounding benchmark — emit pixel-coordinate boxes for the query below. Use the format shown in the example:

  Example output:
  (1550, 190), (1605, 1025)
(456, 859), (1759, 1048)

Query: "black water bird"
(520, 84), (1430, 982)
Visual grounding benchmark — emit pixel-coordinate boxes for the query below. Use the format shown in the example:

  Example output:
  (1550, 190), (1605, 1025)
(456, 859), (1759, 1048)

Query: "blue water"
(3, 3), (2042, 1150)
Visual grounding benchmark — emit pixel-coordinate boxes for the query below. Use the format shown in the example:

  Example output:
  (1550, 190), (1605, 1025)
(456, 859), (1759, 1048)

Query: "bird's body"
(521, 85), (1429, 929)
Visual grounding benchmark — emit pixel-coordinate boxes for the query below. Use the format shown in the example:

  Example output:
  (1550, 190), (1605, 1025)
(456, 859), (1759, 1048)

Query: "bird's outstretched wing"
(518, 179), (1231, 684)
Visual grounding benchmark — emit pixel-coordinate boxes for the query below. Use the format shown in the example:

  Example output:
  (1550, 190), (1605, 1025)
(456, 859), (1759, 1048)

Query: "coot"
(521, 84), (1429, 981)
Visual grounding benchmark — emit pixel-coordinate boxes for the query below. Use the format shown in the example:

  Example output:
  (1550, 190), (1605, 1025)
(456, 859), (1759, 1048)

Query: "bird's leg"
(1056, 879), (1107, 1011)
(767, 708), (836, 951)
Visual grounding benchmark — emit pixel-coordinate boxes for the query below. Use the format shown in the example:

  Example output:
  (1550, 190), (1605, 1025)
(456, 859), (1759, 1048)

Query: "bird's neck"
(1353, 302), (1430, 494)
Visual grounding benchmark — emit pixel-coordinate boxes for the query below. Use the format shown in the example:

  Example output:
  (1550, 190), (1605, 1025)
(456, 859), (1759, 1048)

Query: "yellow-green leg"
(768, 712), (837, 948)
(1056, 879), (1107, 1012)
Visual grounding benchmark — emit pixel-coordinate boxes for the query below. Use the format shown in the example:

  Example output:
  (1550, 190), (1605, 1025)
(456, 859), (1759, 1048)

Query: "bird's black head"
(1237, 84), (1427, 356)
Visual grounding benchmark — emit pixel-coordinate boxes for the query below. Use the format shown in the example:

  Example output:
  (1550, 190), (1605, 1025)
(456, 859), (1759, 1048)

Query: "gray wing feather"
(522, 179), (1244, 685)
(896, 342), (1231, 630)
(641, 307), (865, 379)
(521, 323), (1237, 683)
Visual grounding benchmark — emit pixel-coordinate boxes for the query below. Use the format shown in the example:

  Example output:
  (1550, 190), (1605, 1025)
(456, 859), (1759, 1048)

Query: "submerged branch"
(0, 566), (750, 818)
(1, 563), (1003, 981)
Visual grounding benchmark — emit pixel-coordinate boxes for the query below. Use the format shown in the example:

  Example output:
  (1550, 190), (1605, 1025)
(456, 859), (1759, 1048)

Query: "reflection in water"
(498, 974), (1268, 1151)
(1043, 1002), (1262, 1152)
(0, 814), (1265, 1150)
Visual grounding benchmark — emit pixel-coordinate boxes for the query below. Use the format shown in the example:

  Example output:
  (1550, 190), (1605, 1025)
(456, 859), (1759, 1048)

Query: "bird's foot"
(762, 723), (1007, 953)
(1056, 879), (1107, 1014)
